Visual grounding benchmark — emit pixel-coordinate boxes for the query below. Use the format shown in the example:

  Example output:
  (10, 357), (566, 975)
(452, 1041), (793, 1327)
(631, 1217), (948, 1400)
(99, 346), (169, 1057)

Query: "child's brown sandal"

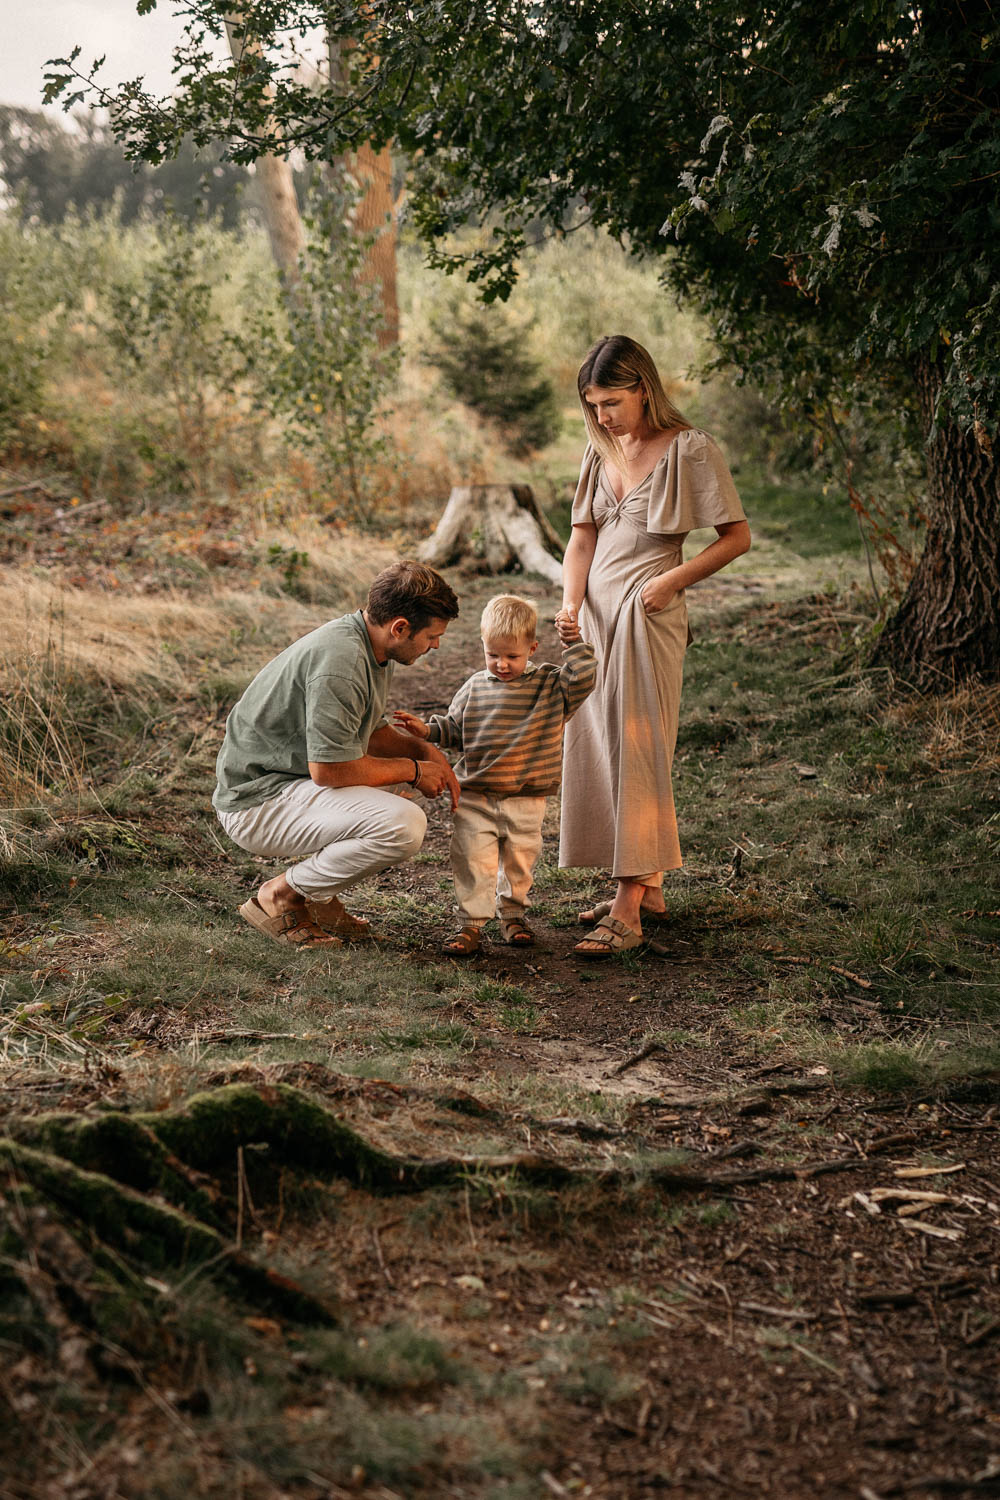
(441, 926), (483, 956)
(500, 916), (535, 947)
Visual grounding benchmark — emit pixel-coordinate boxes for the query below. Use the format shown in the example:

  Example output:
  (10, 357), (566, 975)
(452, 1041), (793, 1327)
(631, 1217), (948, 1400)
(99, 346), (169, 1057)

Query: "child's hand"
(555, 607), (581, 644)
(393, 708), (429, 739)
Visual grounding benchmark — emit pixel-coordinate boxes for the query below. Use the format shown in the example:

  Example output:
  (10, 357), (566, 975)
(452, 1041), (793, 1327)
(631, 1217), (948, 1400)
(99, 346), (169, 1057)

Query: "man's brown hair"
(366, 560), (459, 631)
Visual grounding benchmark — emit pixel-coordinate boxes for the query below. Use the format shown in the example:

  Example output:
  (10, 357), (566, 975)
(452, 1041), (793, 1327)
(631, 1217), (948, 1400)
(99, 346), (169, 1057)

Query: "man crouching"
(213, 560), (460, 949)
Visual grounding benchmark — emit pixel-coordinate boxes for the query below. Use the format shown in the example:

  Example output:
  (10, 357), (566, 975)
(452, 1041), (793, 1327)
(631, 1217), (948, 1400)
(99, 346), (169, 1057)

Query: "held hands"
(392, 708), (429, 739)
(412, 757), (461, 812)
(555, 606), (582, 644)
(640, 571), (680, 616)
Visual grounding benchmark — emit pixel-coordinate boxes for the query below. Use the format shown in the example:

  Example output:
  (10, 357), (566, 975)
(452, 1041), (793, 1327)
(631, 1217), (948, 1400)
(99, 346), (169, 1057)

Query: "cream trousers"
(450, 790), (546, 923)
(217, 778), (426, 901)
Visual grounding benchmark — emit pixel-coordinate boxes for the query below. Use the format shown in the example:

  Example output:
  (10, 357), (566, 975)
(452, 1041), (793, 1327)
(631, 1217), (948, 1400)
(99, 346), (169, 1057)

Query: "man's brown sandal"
(239, 897), (342, 948)
(500, 916), (535, 947)
(573, 916), (643, 958)
(307, 897), (376, 940)
(441, 926), (483, 956)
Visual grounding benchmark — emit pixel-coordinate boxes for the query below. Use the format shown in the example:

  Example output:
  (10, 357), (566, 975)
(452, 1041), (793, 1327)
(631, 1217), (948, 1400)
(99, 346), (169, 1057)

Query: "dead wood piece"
(606, 1040), (668, 1077)
(35, 498), (109, 530)
(739, 1300), (818, 1323)
(418, 483), (563, 583)
(965, 1317), (1000, 1347)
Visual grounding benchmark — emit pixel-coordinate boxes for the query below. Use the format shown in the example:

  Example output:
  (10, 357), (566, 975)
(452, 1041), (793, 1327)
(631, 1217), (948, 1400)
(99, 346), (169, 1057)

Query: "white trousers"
(450, 790), (546, 923)
(217, 779), (426, 901)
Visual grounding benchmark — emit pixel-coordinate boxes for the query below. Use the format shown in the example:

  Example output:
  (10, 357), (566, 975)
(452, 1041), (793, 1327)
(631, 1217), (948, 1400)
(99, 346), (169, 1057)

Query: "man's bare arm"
(309, 724), (459, 809)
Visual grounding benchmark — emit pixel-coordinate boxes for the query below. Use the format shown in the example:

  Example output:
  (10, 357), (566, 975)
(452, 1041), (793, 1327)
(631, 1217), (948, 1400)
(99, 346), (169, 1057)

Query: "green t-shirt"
(213, 611), (393, 813)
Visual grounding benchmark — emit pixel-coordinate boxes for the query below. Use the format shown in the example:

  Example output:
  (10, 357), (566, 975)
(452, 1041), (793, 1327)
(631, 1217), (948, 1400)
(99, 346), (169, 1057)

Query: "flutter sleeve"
(570, 443), (601, 526)
(646, 429), (747, 535)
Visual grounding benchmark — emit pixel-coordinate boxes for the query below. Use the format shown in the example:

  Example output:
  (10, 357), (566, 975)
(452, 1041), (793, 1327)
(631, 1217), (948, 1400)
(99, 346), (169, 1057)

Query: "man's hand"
(413, 758), (460, 809)
(393, 708), (429, 739)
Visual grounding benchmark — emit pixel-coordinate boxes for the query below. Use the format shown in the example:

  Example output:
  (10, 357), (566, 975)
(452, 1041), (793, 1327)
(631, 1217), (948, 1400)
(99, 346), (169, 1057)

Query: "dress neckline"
(600, 429), (684, 504)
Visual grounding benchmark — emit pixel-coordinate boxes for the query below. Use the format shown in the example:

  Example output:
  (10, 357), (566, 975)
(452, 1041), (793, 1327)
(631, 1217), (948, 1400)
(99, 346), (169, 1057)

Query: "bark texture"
(420, 484), (564, 585)
(872, 357), (1000, 687)
(348, 142), (399, 348)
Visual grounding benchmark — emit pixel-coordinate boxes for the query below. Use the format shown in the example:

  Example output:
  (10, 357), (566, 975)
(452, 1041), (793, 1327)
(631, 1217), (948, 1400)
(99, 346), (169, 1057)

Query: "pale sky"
(2, 0), (194, 113)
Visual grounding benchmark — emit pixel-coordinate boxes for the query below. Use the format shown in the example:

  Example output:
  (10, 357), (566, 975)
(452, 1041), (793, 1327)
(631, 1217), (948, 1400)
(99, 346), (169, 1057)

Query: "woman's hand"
(640, 572), (680, 615)
(555, 606), (582, 643)
(392, 709), (429, 739)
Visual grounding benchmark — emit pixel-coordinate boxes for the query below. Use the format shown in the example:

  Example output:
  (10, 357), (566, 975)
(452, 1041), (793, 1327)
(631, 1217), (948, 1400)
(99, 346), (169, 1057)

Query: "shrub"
(424, 296), (562, 456)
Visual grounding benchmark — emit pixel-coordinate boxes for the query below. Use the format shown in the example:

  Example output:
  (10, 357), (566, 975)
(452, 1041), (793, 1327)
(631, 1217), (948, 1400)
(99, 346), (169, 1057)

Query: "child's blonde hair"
(480, 594), (537, 644)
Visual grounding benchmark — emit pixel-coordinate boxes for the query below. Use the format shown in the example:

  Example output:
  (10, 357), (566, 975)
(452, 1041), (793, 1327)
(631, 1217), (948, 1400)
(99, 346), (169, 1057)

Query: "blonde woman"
(555, 335), (751, 956)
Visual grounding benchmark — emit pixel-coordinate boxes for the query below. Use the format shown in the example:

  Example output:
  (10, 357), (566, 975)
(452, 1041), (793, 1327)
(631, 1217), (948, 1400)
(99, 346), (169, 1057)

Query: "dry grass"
(887, 678), (1000, 776)
(0, 528), (400, 804)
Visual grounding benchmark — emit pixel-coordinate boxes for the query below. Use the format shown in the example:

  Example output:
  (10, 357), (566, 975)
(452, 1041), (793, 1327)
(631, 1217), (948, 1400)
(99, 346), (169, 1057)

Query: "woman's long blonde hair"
(577, 335), (690, 467)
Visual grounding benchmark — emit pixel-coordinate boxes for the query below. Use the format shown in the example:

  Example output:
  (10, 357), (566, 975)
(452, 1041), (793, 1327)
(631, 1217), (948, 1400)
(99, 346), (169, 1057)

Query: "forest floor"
(2, 495), (1000, 1500)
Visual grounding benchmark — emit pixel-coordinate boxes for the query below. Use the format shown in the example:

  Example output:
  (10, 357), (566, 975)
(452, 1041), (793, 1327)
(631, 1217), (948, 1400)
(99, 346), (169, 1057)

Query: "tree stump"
(419, 484), (564, 584)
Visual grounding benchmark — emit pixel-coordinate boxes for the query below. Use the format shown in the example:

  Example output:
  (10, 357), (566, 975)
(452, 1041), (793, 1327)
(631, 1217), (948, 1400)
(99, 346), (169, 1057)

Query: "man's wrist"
(409, 758), (421, 786)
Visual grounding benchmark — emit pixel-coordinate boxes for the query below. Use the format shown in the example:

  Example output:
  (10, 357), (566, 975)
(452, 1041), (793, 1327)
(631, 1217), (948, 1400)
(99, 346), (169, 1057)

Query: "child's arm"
(558, 639), (597, 716)
(397, 681), (471, 752)
(392, 709), (430, 739)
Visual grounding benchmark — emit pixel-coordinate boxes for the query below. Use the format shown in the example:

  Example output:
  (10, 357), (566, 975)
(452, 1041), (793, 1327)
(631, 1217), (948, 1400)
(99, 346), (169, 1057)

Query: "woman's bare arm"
(640, 520), (751, 615)
(557, 523), (598, 639)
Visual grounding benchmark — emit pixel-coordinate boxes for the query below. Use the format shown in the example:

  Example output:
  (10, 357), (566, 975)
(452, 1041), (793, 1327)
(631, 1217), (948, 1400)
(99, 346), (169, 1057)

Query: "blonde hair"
(577, 334), (691, 467)
(480, 595), (537, 644)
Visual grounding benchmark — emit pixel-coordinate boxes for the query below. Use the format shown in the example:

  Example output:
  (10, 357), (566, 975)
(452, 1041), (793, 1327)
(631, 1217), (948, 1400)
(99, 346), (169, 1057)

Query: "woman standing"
(555, 335), (751, 956)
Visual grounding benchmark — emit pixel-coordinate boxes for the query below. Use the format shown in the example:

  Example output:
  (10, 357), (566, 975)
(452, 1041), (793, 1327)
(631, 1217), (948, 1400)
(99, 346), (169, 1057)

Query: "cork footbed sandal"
(579, 899), (668, 927)
(500, 916), (535, 947)
(239, 897), (342, 948)
(573, 916), (643, 958)
(306, 897), (376, 940)
(441, 925), (483, 956)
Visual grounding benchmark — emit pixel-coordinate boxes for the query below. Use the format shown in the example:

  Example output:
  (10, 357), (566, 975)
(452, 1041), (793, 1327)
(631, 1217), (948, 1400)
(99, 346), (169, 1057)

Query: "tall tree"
(45, 1), (999, 685)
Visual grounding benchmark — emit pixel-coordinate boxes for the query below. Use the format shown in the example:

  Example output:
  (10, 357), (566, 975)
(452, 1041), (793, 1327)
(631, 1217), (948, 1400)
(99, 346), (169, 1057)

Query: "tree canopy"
(45, 0), (1000, 682)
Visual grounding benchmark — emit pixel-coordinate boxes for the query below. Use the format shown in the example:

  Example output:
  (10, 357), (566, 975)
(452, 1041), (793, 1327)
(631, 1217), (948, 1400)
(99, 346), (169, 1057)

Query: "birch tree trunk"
(225, 15), (304, 282)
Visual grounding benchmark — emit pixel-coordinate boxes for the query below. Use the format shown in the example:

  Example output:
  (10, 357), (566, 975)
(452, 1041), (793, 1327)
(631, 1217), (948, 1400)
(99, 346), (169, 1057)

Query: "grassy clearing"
(2, 468), (999, 1498)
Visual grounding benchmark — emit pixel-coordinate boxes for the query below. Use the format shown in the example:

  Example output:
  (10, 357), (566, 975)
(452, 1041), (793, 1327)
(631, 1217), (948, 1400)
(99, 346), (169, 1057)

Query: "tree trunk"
(871, 356), (1000, 688)
(225, 15), (305, 281)
(348, 141), (399, 348)
(419, 485), (564, 584)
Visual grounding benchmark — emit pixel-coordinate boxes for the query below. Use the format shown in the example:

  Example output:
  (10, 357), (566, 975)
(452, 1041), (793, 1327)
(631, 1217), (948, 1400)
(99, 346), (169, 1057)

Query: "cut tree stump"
(419, 484), (564, 584)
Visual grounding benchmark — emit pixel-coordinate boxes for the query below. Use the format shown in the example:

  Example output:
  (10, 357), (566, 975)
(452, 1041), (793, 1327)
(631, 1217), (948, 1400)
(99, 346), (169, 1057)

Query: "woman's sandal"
(441, 926), (483, 956)
(579, 899), (668, 927)
(239, 897), (342, 949)
(573, 916), (643, 958)
(500, 915), (535, 947)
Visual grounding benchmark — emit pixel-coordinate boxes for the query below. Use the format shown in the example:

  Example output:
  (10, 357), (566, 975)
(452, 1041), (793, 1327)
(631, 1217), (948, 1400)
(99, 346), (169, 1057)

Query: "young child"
(394, 595), (596, 954)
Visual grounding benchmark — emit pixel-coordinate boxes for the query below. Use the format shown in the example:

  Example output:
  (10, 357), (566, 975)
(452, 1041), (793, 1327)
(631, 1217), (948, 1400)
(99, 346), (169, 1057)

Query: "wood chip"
(894, 1163), (965, 1179)
(896, 1219), (963, 1241)
(829, 965), (872, 988)
(868, 1188), (954, 1205)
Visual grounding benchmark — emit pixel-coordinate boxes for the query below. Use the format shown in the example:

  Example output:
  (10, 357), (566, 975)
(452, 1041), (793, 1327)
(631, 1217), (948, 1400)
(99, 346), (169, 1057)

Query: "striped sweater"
(426, 641), (596, 797)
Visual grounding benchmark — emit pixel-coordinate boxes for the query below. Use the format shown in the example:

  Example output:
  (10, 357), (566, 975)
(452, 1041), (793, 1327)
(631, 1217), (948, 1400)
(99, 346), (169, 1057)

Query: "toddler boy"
(394, 595), (596, 954)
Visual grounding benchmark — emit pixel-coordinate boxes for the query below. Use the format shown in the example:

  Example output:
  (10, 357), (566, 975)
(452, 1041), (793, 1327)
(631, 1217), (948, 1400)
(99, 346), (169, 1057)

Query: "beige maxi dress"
(559, 429), (746, 877)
